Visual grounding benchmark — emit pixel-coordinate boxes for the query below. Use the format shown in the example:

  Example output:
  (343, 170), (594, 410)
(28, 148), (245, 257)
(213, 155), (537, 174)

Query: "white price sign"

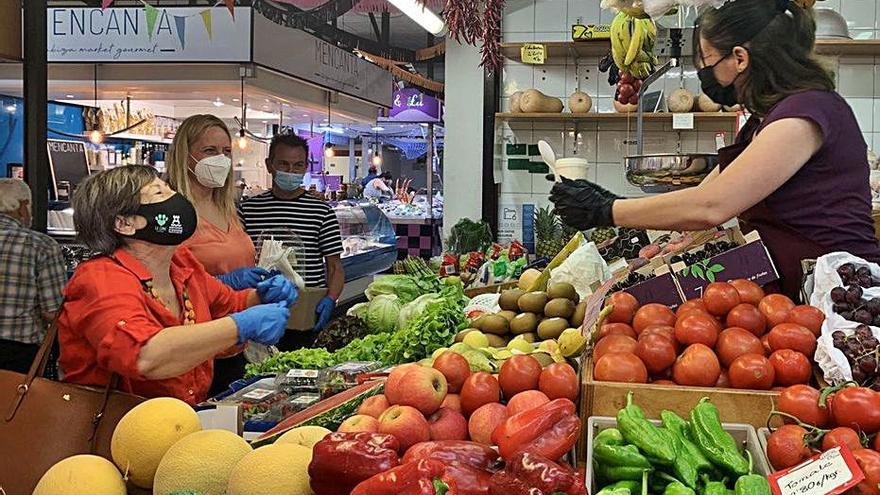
(672, 113), (695, 130)
(769, 446), (864, 495)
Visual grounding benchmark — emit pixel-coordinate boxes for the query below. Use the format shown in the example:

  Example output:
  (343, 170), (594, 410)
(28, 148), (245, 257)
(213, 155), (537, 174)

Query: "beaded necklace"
(142, 280), (196, 325)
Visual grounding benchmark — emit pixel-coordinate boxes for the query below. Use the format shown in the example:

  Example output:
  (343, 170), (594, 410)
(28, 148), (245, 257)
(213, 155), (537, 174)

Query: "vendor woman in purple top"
(550, 0), (880, 299)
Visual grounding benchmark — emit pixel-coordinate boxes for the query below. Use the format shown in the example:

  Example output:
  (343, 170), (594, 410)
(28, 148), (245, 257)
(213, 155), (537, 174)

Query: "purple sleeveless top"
(752, 90), (880, 259)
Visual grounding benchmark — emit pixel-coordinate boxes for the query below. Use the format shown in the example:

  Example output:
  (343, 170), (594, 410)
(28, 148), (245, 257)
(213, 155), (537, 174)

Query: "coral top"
(184, 216), (257, 276)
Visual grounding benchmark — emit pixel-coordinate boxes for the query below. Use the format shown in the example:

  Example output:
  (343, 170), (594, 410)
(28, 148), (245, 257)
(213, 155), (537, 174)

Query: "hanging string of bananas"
(610, 11), (658, 80)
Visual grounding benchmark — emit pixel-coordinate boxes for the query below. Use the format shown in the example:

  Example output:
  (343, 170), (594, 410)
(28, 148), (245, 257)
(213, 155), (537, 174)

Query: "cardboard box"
(622, 263), (685, 309)
(288, 287), (328, 331)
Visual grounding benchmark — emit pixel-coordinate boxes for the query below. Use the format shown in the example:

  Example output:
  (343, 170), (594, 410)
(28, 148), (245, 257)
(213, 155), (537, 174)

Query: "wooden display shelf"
(496, 111), (740, 122)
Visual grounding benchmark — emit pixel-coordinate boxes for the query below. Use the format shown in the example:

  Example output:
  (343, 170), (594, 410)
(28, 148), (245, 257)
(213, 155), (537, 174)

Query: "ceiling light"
(262, 105), (269, 110)
(282, 103), (290, 107)
(261, 120), (267, 124)
(232, 97), (240, 102)
(65, 94), (75, 99)
(4, 103), (16, 113)
(371, 126), (385, 131)
(387, 0), (446, 35)
(264, 99), (271, 103)
(87, 130), (104, 144)
(212, 98), (224, 107)
(302, 114), (309, 117)
(324, 144), (335, 158)
(237, 129), (248, 150)
(371, 153), (382, 166)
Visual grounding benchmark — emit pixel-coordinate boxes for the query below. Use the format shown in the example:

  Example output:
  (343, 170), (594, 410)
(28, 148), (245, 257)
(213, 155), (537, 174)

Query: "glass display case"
(332, 202), (397, 281)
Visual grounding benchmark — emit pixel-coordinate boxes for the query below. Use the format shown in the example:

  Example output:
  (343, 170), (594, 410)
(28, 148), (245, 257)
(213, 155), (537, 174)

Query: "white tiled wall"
(497, 2), (880, 211)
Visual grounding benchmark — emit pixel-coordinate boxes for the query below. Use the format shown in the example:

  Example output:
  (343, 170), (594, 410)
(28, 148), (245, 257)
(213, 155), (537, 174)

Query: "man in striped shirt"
(239, 133), (344, 338)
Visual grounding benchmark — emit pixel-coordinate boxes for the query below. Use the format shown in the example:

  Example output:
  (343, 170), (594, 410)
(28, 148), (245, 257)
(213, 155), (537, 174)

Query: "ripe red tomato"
(759, 294), (796, 328)
(672, 343), (721, 387)
(778, 384), (830, 427)
(822, 427), (863, 452)
(761, 334), (772, 354)
(728, 353), (775, 390)
(676, 299), (709, 318)
(593, 334), (638, 362)
(653, 379), (676, 385)
(716, 370), (730, 388)
(674, 313), (721, 347)
(538, 362), (579, 401)
(606, 292), (640, 324)
(726, 303), (768, 337)
(460, 372), (501, 416)
(874, 432), (880, 452)
(832, 387), (880, 433)
(703, 282), (742, 316)
(640, 325), (677, 345)
(498, 355), (542, 398)
(593, 352), (648, 384)
(598, 323), (638, 340)
(852, 449), (880, 495)
(729, 279), (765, 306)
(766, 425), (811, 470)
(769, 349), (812, 386)
(767, 323), (817, 356)
(633, 304), (677, 334)
(784, 305), (825, 337)
(716, 327), (765, 367)
(636, 334), (678, 374)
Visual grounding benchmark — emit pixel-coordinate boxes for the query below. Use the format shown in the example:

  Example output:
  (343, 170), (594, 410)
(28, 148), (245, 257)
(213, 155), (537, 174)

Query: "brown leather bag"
(0, 319), (144, 495)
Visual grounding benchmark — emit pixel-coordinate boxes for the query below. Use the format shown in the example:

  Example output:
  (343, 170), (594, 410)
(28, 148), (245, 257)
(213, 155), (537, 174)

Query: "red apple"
(378, 405), (431, 453)
(338, 414), (380, 433)
(385, 363), (420, 395)
(440, 394), (462, 413)
(468, 403), (508, 445)
(506, 390), (550, 416)
(433, 352), (471, 393)
(460, 372), (501, 417)
(498, 355), (542, 398)
(427, 407), (468, 441)
(357, 395), (390, 419)
(387, 366), (448, 415)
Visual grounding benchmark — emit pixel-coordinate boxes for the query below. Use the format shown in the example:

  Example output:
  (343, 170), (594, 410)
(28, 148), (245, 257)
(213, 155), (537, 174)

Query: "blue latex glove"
(216, 267), (272, 290)
(314, 296), (336, 331)
(256, 275), (298, 307)
(229, 301), (290, 345)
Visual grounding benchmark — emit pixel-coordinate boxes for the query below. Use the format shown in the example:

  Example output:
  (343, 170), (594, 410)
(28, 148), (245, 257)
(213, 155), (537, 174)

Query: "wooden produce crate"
(464, 281), (518, 298)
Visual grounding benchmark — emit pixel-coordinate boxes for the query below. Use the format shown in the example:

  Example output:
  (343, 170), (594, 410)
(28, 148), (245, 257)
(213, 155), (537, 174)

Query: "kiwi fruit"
(455, 328), (478, 343)
(486, 334), (509, 348)
(547, 282), (579, 303)
(519, 332), (538, 343)
(544, 298), (576, 319)
(571, 301), (588, 327)
(518, 291), (549, 314)
(497, 310), (518, 322)
(499, 289), (525, 311)
(480, 314), (510, 335)
(537, 317), (569, 340)
(510, 312), (539, 335)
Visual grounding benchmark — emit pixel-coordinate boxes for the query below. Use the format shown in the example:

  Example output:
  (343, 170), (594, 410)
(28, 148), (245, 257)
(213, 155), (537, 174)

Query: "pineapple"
(562, 223), (581, 245)
(534, 206), (564, 258)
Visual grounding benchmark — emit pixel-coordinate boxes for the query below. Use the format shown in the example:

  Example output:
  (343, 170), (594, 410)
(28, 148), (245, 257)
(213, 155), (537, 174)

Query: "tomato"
(633, 304), (677, 334)
(674, 313), (721, 347)
(676, 299), (709, 318)
(640, 325), (678, 346)
(653, 379), (676, 385)
(784, 305), (825, 337)
(767, 323), (817, 356)
(761, 334), (772, 354)
(766, 425), (811, 470)
(729, 279), (765, 306)
(768, 349), (812, 386)
(538, 362), (579, 401)
(716, 370), (730, 388)
(702, 282), (742, 316)
(460, 372), (501, 416)
(593, 334), (638, 362)
(606, 292), (640, 324)
(759, 294), (796, 328)
(636, 334), (678, 374)
(716, 327), (765, 367)
(498, 355), (542, 398)
(822, 427), (863, 452)
(728, 353), (775, 389)
(672, 343), (721, 387)
(726, 303), (768, 337)
(852, 449), (880, 495)
(874, 432), (880, 452)
(778, 384), (830, 427)
(598, 323), (638, 340)
(832, 387), (880, 433)
(593, 352), (648, 384)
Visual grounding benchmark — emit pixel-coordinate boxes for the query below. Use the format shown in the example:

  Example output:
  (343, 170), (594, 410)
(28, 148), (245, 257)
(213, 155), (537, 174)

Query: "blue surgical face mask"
(274, 171), (304, 191)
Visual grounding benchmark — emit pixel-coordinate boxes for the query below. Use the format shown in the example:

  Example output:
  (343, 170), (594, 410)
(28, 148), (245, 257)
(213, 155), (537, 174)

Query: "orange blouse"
(184, 216), (257, 276)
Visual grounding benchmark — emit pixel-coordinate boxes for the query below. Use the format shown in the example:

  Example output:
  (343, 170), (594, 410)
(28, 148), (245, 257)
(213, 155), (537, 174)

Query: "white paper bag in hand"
(550, 239), (610, 300)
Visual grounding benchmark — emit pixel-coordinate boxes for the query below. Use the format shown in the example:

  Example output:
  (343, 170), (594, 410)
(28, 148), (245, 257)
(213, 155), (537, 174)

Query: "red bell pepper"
(403, 441), (502, 471)
(509, 241), (526, 260)
(491, 398), (580, 461)
(488, 451), (587, 495)
(351, 459), (459, 495)
(308, 432), (400, 495)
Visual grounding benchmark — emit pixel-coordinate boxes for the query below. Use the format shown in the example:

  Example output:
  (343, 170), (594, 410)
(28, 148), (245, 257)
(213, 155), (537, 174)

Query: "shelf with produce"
(496, 112), (739, 122)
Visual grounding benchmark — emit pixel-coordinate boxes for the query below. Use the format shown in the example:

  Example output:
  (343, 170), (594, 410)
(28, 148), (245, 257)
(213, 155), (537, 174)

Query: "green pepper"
(600, 480), (643, 495)
(617, 392), (677, 466)
(661, 411), (712, 489)
(734, 475), (770, 495)
(703, 481), (730, 495)
(664, 481), (697, 495)
(595, 444), (654, 470)
(689, 398), (749, 476)
(596, 428), (626, 447)
(661, 411), (712, 471)
(597, 463), (653, 481)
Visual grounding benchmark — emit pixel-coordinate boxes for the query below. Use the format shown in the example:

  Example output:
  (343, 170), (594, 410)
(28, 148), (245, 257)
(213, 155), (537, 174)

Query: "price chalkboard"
(47, 139), (89, 200)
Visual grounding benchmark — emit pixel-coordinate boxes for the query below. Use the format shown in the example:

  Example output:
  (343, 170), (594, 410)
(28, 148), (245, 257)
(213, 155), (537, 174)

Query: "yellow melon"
(226, 443), (313, 495)
(110, 397), (201, 488)
(275, 425), (332, 448)
(153, 429), (252, 495)
(518, 268), (542, 291)
(33, 454), (126, 495)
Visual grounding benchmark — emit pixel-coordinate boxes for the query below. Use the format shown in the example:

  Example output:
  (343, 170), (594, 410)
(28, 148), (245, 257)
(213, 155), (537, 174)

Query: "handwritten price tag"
(520, 43), (546, 65)
(672, 113), (695, 130)
(768, 446), (864, 495)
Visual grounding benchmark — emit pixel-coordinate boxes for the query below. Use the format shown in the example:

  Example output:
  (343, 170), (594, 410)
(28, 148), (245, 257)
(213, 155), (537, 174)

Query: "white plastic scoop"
(538, 140), (559, 182)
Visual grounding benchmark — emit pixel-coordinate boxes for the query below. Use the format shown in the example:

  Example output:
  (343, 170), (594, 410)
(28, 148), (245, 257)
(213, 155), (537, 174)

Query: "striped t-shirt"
(238, 191), (343, 288)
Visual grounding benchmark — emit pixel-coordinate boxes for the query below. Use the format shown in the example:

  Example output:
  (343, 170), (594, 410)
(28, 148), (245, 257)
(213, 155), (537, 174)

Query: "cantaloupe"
(518, 268), (542, 291)
(569, 91), (593, 113)
(111, 397), (202, 488)
(226, 444), (313, 495)
(33, 455), (126, 495)
(275, 425), (332, 448)
(519, 89), (564, 113)
(667, 88), (695, 113)
(153, 429), (252, 495)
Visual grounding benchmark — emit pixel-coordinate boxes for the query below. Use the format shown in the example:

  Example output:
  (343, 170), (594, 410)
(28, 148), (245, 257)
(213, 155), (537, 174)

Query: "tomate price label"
(768, 446), (864, 495)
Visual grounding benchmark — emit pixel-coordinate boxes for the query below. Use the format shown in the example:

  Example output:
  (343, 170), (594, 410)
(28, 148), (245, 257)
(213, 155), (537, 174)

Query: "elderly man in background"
(0, 179), (67, 372)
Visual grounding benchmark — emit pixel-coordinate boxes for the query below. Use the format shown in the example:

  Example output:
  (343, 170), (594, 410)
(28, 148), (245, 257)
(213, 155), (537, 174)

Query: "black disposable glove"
(549, 176), (621, 230)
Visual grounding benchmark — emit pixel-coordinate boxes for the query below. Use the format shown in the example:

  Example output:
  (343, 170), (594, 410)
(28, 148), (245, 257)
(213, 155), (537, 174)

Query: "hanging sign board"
(47, 140), (90, 200)
(47, 7), (251, 62)
(384, 89), (443, 123)
(0, 0), (21, 61)
(571, 24), (611, 40)
(520, 44), (546, 65)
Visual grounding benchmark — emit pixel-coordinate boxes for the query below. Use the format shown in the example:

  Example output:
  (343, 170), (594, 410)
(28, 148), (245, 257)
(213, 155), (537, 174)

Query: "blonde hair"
(166, 114), (237, 220)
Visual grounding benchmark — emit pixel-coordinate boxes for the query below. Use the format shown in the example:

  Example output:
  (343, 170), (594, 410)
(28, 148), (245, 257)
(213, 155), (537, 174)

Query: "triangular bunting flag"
(200, 9), (213, 39)
(102, 0), (114, 9)
(173, 15), (186, 49)
(225, 0), (235, 20)
(144, 3), (159, 40)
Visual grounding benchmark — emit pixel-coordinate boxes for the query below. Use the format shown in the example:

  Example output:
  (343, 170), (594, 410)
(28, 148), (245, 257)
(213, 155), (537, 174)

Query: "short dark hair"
(380, 171), (392, 180)
(269, 133), (309, 162)
(368, 166), (377, 174)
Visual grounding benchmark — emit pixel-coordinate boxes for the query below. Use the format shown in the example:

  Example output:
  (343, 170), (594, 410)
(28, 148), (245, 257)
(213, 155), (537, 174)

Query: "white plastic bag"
(550, 239), (610, 300)
(809, 252), (880, 307)
(642, 0), (725, 19)
(257, 237), (306, 289)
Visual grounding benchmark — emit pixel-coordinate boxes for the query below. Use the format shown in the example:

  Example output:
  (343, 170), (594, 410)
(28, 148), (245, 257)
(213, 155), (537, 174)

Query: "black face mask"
(698, 53), (740, 107)
(128, 193), (197, 246)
